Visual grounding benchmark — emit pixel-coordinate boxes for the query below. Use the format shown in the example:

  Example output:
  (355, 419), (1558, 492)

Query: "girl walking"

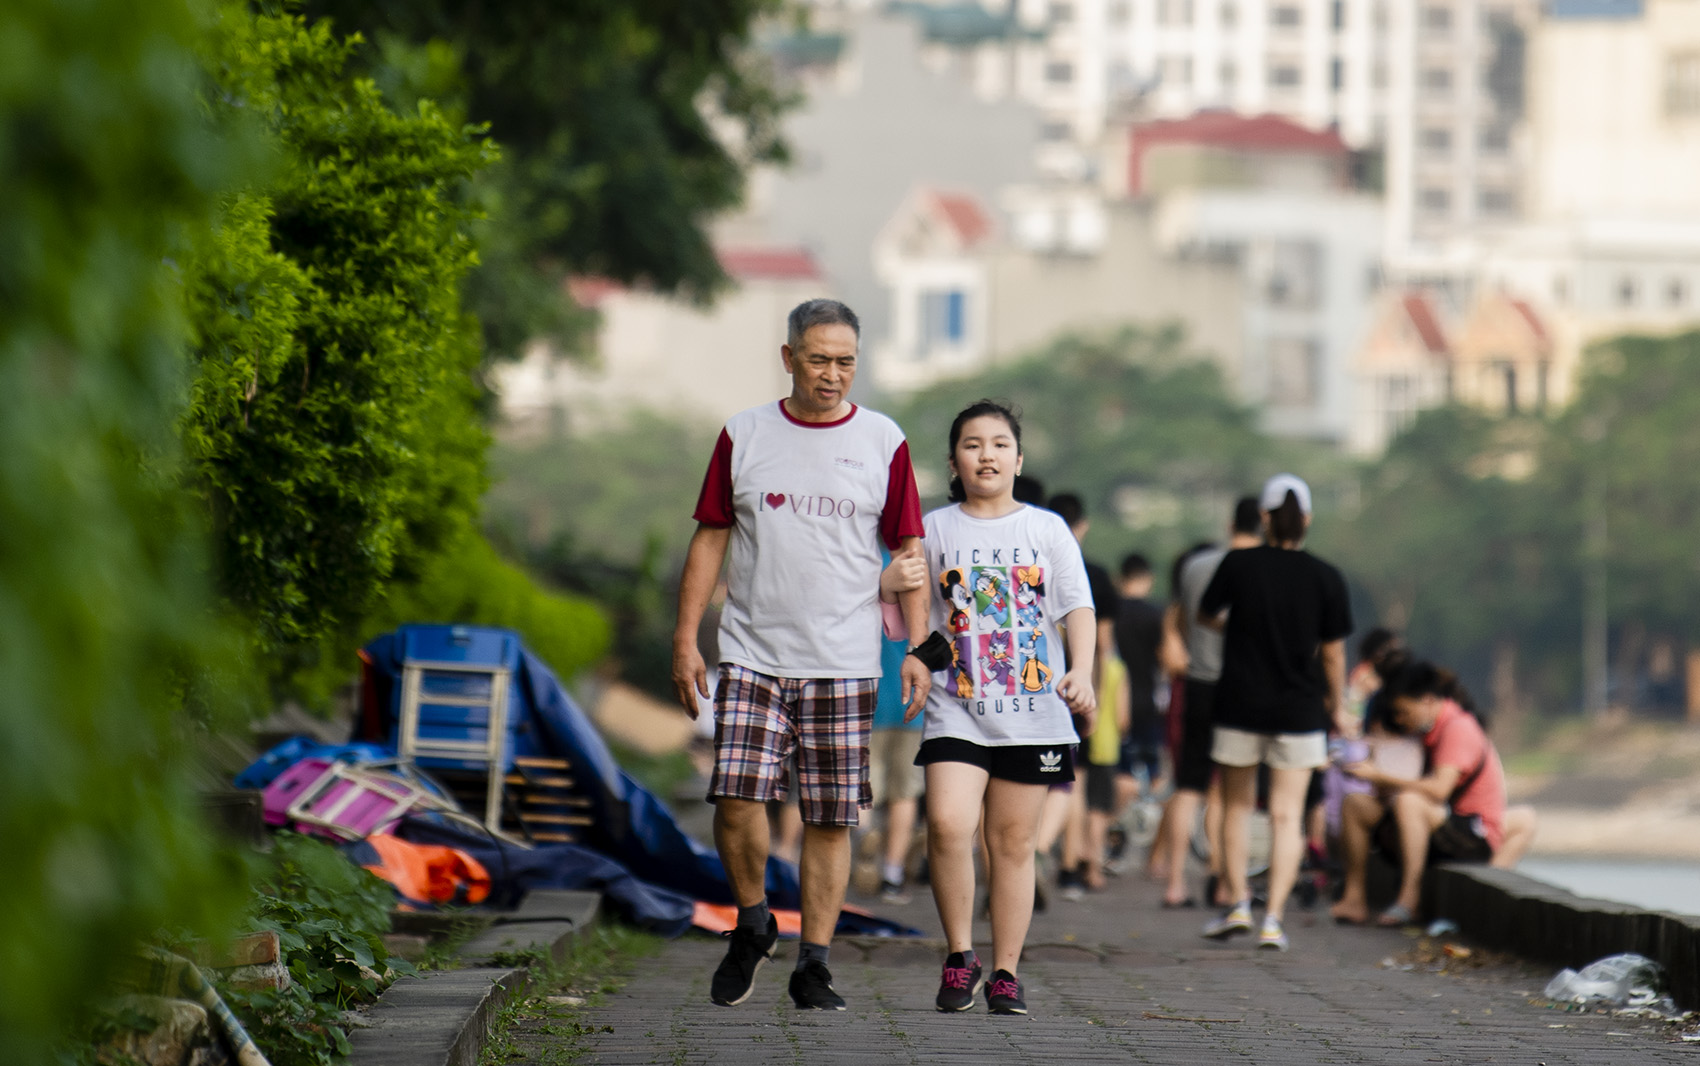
(889, 400), (1097, 1014)
(1197, 473), (1352, 951)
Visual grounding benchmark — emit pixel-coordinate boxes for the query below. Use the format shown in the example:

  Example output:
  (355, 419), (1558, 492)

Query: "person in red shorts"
(1331, 660), (1538, 926)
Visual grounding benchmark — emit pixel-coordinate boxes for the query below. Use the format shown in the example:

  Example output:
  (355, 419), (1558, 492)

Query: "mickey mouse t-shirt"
(921, 503), (1094, 747)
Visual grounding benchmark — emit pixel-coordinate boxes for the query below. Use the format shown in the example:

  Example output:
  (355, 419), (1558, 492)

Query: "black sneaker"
(985, 968), (1027, 1015)
(934, 952), (983, 1012)
(788, 959), (847, 1010)
(710, 915), (777, 1006)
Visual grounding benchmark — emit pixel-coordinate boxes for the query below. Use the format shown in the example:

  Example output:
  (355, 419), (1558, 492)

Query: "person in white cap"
(1194, 473), (1354, 951)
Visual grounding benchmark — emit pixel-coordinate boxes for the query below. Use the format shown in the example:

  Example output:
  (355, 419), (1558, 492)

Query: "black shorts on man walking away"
(1174, 678), (1217, 793)
(917, 736), (1075, 785)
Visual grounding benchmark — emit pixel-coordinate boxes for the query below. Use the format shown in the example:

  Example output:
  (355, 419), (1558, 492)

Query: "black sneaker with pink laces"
(934, 951), (983, 1012)
(985, 968), (1027, 1015)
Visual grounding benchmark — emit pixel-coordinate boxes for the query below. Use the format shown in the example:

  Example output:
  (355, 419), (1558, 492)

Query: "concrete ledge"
(1426, 863), (1700, 1009)
(347, 967), (522, 1066)
(349, 890), (602, 1066)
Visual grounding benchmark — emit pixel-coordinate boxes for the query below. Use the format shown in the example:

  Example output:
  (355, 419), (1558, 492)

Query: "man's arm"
(894, 536), (933, 719)
(1322, 637), (1351, 736)
(671, 524), (731, 718)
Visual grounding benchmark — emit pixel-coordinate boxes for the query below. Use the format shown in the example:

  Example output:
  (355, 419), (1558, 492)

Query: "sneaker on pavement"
(710, 915), (778, 1006)
(1258, 915), (1290, 952)
(879, 879), (911, 905)
(935, 952), (983, 1012)
(1201, 901), (1254, 941)
(788, 960), (847, 1011)
(985, 969), (1027, 1015)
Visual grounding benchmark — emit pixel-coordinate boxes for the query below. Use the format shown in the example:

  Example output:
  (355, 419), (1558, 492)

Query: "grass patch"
(478, 923), (662, 1066)
(605, 740), (697, 801)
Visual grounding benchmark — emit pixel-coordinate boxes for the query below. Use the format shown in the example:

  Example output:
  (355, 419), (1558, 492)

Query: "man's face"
(782, 323), (858, 417)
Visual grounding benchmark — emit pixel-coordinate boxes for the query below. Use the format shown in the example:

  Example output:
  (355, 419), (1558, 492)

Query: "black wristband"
(907, 631), (952, 672)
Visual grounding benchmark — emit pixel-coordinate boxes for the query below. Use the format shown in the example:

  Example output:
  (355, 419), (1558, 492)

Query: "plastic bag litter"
(1542, 954), (1674, 1013)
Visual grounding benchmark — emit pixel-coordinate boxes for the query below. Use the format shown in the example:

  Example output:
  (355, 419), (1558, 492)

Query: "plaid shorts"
(708, 664), (877, 828)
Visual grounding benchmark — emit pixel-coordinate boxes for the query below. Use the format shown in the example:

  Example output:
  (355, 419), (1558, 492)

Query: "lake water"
(1519, 857), (1700, 917)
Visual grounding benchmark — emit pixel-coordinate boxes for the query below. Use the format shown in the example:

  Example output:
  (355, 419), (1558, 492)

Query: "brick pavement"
(507, 853), (1696, 1064)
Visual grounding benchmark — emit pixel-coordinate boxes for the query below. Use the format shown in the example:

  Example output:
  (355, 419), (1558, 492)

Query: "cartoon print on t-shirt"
(972, 567), (1010, 627)
(1012, 565), (1044, 628)
(949, 635), (975, 699)
(1018, 627), (1053, 694)
(940, 568), (972, 633)
(978, 631), (1017, 694)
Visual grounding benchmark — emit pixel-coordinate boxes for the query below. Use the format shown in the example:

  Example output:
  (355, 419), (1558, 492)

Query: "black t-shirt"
(1114, 596), (1163, 725)
(1085, 560), (1119, 622)
(1199, 545), (1353, 735)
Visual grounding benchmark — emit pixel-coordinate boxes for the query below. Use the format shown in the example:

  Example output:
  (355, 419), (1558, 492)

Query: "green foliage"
(0, 0), (249, 1060)
(892, 326), (1343, 572)
(301, 0), (796, 356)
(222, 833), (411, 1066)
(182, 6), (497, 683)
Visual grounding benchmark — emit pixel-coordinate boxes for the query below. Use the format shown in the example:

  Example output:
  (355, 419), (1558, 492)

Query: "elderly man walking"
(672, 299), (933, 1010)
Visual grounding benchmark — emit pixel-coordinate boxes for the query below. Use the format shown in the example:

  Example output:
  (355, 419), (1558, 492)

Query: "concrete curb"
(348, 890), (601, 1066)
(1427, 864), (1700, 1009)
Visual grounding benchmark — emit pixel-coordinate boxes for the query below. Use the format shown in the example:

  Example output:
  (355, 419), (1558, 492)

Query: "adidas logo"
(1039, 750), (1061, 772)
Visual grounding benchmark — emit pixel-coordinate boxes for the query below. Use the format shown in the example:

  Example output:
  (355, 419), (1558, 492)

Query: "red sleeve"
(691, 429), (735, 527)
(1429, 710), (1485, 774)
(879, 440), (925, 549)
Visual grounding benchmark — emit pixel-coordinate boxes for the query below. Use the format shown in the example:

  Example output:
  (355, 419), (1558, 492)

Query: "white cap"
(1260, 473), (1312, 515)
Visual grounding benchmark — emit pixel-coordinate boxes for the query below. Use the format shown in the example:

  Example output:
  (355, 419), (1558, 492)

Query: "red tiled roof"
(566, 275), (623, 308)
(717, 247), (823, 282)
(1402, 293), (1449, 355)
(1128, 111), (1349, 195)
(1508, 298), (1549, 345)
(930, 191), (993, 248)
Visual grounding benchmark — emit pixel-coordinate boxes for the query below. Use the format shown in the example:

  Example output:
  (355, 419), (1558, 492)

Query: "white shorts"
(1212, 726), (1328, 771)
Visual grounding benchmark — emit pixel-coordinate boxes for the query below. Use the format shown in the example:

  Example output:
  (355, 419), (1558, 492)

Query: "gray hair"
(786, 299), (860, 349)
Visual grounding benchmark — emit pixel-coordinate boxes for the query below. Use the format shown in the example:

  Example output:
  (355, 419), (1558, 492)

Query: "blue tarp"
(359, 625), (921, 937)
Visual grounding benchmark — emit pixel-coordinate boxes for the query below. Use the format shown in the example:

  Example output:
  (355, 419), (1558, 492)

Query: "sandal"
(1376, 903), (1415, 928)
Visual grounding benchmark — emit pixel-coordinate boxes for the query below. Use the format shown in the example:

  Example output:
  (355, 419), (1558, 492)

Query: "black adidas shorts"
(916, 736), (1077, 786)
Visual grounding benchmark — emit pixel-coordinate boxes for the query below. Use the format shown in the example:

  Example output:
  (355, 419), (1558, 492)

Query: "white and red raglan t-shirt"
(693, 400), (924, 680)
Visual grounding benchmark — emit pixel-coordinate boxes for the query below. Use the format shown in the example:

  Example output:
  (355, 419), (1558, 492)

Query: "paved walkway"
(507, 848), (1694, 1064)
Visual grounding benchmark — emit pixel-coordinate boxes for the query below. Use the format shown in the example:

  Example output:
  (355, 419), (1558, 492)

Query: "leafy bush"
(0, 0), (249, 1060)
(224, 833), (411, 1066)
(183, 5), (497, 689)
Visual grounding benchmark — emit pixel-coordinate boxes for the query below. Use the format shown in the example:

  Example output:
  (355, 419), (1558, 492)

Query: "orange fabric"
(361, 833), (491, 906)
(691, 902), (802, 937)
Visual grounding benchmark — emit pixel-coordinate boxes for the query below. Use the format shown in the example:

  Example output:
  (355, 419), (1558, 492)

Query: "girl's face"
(950, 415), (1021, 501)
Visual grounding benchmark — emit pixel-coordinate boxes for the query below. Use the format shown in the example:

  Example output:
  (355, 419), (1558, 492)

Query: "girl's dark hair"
(1358, 627), (1401, 669)
(1267, 489), (1306, 545)
(1380, 658), (1485, 728)
(946, 399), (1022, 503)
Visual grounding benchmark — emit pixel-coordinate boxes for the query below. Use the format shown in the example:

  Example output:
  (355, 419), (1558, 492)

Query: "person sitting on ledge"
(1330, 659), (1537, 927)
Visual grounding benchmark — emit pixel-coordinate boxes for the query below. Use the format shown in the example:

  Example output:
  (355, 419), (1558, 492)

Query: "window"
(1372, 61), (1388, 89)
(1267, 337), (1321, 406)
(1270, 64), (1302, 88)
(1669, 277), (1688, 307)
(1162, 55), (1194, 85)
(1046, 60), (1075, 83)
(1221, 59), (1239, 86)
(1266, 240), (1324, 310)
(1109, 1), (1131, 25)
(1422, 5), (1452, 33)
(1050, 1), (1074, 22)
(921, 290), (966, 349)
(1221, 1), (1238, 27)
(1553, 274), (1570, 306)
(1617, 275), (1638, 308)
(1332, 0), (1345, 30)
(1479, 124), (1511, 153)
(1158, 0), (1195, 24)
(1666, 52), (1700, 117)
(1272, 5), (1302, 27)
(1422, 66), (1453, 96)
(1420, 126), (1452, 154)
(1420, 187), (1451, 213)
(1331, 58), (1344, 91)
(1041, 120), (1073, 142)
(1495, 361), (1518, 414)
(1478, 186), (1515, 214)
